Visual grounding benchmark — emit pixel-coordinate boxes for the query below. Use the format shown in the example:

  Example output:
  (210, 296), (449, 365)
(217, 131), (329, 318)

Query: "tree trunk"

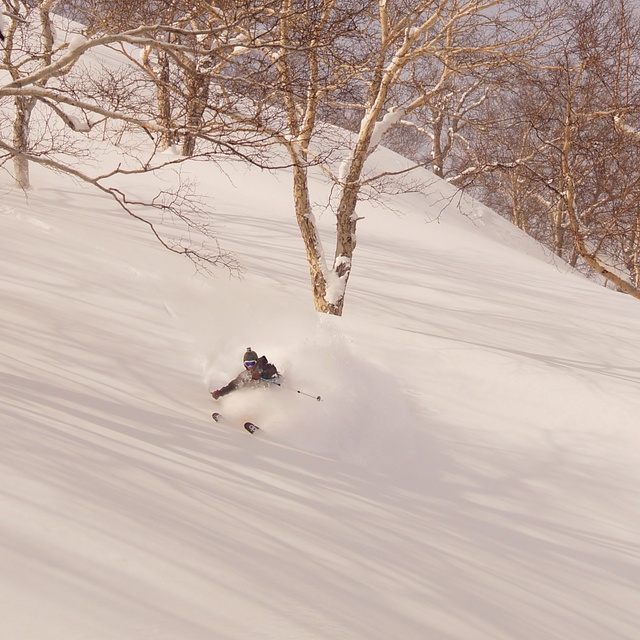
(431, 113), (445, 178)
(157, 50), (175, 151)
(181, 66), (209, 156)
(328, 116), (380, 315)
(291, 163), (331, 313)
(551, 202), (566, 257)
(13, 96), (35, 190)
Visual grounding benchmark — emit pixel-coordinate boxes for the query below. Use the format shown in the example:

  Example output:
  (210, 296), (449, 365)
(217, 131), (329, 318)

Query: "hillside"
(1, 148), (640, 640)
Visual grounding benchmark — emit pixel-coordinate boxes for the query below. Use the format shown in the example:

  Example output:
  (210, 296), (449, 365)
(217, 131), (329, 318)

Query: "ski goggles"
(244, 360), (257, 368)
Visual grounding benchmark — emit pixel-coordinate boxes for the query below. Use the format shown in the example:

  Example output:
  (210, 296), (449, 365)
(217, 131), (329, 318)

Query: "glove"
(211, 390), (221, 400)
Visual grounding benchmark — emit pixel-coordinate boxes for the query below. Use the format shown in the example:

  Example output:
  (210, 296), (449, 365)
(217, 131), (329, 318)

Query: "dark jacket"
(248, 355), (278, 381)
(214, 355), (279, 398)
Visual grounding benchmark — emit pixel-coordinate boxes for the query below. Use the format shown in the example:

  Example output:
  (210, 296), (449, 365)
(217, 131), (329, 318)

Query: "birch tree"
(1, 0), (61, 189)
(473, 0), (640, 293)
(554, 0), (640, 294)
(0, 0), (268, 270)
(254, 0), (546, 315)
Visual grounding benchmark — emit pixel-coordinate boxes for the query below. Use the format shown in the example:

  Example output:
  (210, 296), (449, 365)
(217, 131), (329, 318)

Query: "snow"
(65, 111), (90, 132)
(2, 112), (640, 640)
(68, 33), (88, 52)
(368, 106), (406, 153)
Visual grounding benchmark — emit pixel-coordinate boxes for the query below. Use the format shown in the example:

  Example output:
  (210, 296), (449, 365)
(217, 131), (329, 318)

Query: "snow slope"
(1, 145), (640, 640)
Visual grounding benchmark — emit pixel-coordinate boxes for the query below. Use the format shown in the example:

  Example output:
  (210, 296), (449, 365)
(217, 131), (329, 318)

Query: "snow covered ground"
(2, 141), (640, 640)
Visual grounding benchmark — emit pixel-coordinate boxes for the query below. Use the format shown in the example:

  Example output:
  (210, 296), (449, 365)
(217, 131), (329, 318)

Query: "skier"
(211, 347), (279, 400)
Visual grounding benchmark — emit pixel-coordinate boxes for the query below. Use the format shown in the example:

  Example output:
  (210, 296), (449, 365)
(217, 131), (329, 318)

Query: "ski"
(244, 422), (259, 434)
(212, 412), (260, 435)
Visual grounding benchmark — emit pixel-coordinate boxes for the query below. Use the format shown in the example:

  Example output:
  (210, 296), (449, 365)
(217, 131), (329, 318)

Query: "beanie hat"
(243, 347), (258, 363)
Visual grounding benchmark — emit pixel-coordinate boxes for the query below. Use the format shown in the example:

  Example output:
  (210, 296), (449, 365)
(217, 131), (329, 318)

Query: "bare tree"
(244, 0), (548, 315)
(381, 28), (498, 184)
(472, 0), (640, 295)
(0, 0), (61, 189)
(0, 1), (248, 269)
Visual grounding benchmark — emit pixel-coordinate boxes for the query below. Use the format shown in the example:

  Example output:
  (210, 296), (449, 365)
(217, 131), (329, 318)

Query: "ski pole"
(261, 377), (322, 402)
(294, 388), (322, 402)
